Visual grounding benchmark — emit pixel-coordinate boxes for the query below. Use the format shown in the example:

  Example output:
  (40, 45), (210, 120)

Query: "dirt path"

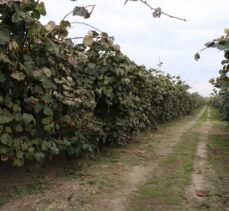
(0, 108), (205, 211)
(95, 108), (206, 211)
(185, 109), (211, 199)
(184, 108), (219, 210)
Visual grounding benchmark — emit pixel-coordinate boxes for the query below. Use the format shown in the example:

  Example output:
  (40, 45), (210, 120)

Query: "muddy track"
(0, 108), (206, 211)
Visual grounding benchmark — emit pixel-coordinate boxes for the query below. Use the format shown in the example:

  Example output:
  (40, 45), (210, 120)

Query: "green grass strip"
(206, 108), (229, 209)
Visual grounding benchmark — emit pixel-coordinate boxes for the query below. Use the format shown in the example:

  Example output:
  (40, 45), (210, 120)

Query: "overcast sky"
(41, 0), (229, 96)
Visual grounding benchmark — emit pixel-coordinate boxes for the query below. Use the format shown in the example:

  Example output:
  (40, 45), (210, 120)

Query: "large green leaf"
(22, 113), (36, 124)
(0, 114), (14, 124)
(41, 117), (53, 125)
(0, 134), (12, 146)
(0, 146), (8, 155)
(43, 107), (53, 116)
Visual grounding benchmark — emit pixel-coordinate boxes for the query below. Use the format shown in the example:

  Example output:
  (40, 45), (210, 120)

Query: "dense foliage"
(200, 29), (229, 122)
(0, 0), (204, 166)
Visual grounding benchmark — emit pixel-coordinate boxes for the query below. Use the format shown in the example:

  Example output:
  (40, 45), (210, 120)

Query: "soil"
(183, 109), (212, 208)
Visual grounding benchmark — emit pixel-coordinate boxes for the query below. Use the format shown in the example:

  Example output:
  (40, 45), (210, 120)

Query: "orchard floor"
(0, 107), (228, 211)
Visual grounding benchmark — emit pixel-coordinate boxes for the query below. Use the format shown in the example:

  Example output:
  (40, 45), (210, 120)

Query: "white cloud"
(41, 0), (229, 96)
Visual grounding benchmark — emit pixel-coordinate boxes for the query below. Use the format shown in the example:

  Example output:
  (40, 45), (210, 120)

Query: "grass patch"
(206, 108), (229, 209)
(128, 107), (207, 210)
(0, 196), (10, 207)
(200, 107), (209, 122)
(0, 180), (52, 207)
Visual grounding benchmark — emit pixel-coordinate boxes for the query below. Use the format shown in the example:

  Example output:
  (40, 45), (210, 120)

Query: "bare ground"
(94, 109), (205, 211)
(0, 108), (205, 211)
(184, 108), (216, 209)
(184, 108), (229, 211)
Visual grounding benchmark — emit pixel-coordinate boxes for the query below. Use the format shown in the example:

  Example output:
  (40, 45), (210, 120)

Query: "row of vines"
(200, 29), (229, 122)
(0, 0), (205, 166)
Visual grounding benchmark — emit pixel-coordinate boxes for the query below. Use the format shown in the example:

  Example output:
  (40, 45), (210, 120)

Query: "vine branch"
(68, 37), (85, 40)
(71, 21), (102, 33)
(124, 0), (187, 22)
(63, 11), (74, 21)
(69, 35), (114, 40)
(62, 4), (96, 21)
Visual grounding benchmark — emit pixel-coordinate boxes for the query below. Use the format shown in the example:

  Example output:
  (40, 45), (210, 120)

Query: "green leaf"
(34, 103), (43, 113)
(41, 117), (53, 125)
(73, 6), (90, 19)
(43, 107), (53, 116)
(44, 123), (54, 133)
(62, 115), (72, 123)
(21, 143), (29, 151)
(14, 124), (23, 132)
(41, 141), (51, 151)
(60, 20), (71, 30)
(0, 73), (7, 83)
(0, 134), (12, 146)
(88, 63), (96, 69)
(34, 152), (45, 161)
(42, 67), (52, 77)
(50, 145), (59, 155)
(62, 140), (71, 146)
(12, 10), (33, 23)
(0, 52), (10, 63)
(5, 127), (12, 133)
(194, 52), (200, 61)
(12, 12), (25, 23)
(0, 117), (12, 124)
(0, 112), (14, 124)
(32, 70), (42, 80)
(20, 0), (36, 10)
(28, 147), (35, 153)
(13, 104), (21, 112)
(42, 93), (53, 104)
(114, 68), (124, 76)
(46, 39), (60, 56)
(35, 2), (46, 16)
(0, 146), (8, 155)
(22, 113), (36, 125)
(0, 25), (11, 45)
(13, 159), (23, 167)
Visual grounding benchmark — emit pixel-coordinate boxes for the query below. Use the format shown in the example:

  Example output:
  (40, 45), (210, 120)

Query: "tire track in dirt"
(184, 108), (217, 210)
(90, 108), (206, 211)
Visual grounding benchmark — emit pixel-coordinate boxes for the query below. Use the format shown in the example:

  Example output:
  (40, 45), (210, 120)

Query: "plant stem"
(71, 21), (102, 33)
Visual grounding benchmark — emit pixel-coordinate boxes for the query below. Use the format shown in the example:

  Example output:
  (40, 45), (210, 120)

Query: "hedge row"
(206, 29), (229, 122)
(0, 0), (205, 166)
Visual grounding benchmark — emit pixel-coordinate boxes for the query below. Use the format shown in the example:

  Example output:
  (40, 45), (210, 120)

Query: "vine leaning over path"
(196, 28), (229, 124)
